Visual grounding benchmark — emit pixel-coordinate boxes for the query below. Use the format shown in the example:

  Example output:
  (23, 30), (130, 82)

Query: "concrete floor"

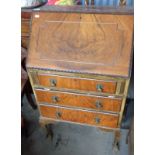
(21, 95), (130, 155)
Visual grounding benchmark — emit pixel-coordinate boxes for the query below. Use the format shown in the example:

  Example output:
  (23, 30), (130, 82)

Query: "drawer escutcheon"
(52, 96), (59, 103)
(96, 84), (104, 92)
(56, 111), (62, 119)
(50, 79), (57, 87)
(94, 117), (101, 124)
(95, 101), (103, 108)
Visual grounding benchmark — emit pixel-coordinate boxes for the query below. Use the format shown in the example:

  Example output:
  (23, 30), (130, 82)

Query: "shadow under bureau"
(26, 6), (133, 148)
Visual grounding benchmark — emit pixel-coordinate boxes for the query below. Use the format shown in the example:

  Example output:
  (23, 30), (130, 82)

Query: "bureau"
(26, 5), (133, 148)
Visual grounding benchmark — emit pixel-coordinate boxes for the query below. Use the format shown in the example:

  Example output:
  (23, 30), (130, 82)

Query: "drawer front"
(40, 105), (119, 128)
(36, 90), (122, 112)
(37, 74), (117, 94)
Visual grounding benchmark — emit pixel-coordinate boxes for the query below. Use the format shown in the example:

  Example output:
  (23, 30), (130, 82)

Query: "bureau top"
(27, 11), (133, 78)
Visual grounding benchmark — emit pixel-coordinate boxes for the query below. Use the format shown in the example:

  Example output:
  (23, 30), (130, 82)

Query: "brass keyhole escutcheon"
(94, 117), (100, 124)
(96, 84), (103, 92)
(56, 111), (62, 119)
(52, 96), (59, 103)
(95, 101), (103, 108)
(50, 79), (57, 87)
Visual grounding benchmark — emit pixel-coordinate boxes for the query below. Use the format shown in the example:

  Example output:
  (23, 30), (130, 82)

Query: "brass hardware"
(94, 117), (100, 124)
(50, 79), (57, 87)
(56, 111), (62, 119)
(95, 101), (103, 108)
(52, 96), (59, 103)
(96, 84), (103, 92)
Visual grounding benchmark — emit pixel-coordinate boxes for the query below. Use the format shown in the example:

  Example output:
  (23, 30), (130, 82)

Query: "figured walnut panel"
(27, 12), (133, 77)
(37, 74), (117, 94)
(36, 90), (122, 112)
(40, 105), (119, 128)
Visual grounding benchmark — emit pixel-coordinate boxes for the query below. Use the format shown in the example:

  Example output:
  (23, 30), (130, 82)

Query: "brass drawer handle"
(95, 101), (103, 108)
(50, 79), (57, 87)
(52, 96), (59, 103)
(96, 84), (103, 92)
(56, 111), (62, 119)
(94, 117), (100, 124)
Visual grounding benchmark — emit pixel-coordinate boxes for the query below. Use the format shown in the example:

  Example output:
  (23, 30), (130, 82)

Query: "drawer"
(39, 105), (119, 128)
(35, 90), (122, 112)
(37, 74), (117, 94)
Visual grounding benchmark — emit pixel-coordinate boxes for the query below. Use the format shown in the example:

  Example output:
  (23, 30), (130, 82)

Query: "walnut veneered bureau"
(26, 6), (133, 142)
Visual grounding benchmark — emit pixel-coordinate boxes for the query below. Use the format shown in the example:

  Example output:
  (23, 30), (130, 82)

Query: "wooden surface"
(21, 11), (32, 19)
(27, 12), (133, 77)
(39, 105), (119, 128)
(21, 38), (29, 49)
(35, 89), (122, 112)
(37, 74), (117, 94)
(26, 9), (133, 130)
(21, 11), (32, 49)
(21, 21), (30, 36)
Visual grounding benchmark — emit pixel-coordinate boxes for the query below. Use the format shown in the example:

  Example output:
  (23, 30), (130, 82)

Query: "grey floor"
(21, 95), (130, 155)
